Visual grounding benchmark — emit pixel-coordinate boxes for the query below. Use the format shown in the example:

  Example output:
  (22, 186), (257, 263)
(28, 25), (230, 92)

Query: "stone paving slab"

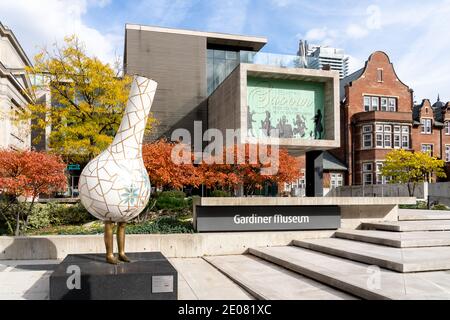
(204, 255), (355, 300)
(335, 229), (450, 248)
(0, 258), (253, 300)
(169, 258), (253, 300)
(399, 209), (450, 221)
(249, 246), (450, 300)
(362, 220), (450, 232)
(294, 238), (450, 272)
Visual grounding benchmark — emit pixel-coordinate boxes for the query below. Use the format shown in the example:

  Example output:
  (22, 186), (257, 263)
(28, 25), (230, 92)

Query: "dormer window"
(445, 121), (450, 135)
(421, 119), (432, 134)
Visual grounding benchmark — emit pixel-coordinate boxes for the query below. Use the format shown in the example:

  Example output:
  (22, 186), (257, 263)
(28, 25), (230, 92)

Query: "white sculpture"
(78, 75), (157, 264)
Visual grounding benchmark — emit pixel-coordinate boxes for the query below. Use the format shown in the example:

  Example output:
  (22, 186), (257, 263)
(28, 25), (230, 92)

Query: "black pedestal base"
(49, 252), (177, 300)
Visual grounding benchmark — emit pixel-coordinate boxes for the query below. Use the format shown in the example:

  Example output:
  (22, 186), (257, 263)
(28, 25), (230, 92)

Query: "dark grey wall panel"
(125, 29), (207, 141)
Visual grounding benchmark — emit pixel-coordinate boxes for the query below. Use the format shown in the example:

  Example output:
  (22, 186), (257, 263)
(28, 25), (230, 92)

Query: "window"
(381, 98), (388, 111)
(376, 133), (383, 147)
(421, 119), (432, 134)
(330, 173), (344, 188)
(363, 162), (373, 185)
(363, 162), (373, 172)
(375, 162), (387, 184)
(445, 121), (450, 135)
(364, 97), (371, 112)
(394, 126), (401, 133)
(363, 125), (372, 133)
(363, 134), (372, 149)
(446, 145), (450, 162)
(377, 69), (383, 82)
(388, 98), (397, 112)
(402, 135), (409, 149)
(421, 144), (433, 155)
(394, 134), (401, 148)
(384, 134), (392, 148)
(372, 97), (379, 111)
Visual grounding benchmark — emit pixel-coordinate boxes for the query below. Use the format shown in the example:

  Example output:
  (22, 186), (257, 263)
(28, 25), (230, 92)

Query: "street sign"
(67, 164), (81, 171)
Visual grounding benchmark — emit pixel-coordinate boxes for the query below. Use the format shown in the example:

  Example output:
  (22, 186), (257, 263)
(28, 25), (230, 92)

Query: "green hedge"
(210, 190), (231, 197)
(126, 216), (194, 234)
(27, 203), (94, 230)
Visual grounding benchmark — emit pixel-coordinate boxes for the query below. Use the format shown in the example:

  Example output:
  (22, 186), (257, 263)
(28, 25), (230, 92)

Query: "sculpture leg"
(104, 221), (119, 265)
(117, 222), (131, 262)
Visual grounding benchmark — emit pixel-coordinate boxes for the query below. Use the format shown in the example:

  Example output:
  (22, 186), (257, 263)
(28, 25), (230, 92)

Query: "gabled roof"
(0, 21), (32, 67)
(323, 151), (347, 171)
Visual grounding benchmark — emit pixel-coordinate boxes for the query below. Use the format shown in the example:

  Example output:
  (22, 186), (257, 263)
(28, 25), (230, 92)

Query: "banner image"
(247, 77), (325, 139)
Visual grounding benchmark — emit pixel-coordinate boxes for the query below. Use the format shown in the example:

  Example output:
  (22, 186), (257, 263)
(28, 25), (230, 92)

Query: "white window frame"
(446, 145), (450, 163)
(421, 118), (432, 134)
(372, 97), (379, 111)
(330, 173), (344, 188)
(381, 98), (388, 111)
(394, 133), (401, 148)
(364, 97), (371, 112)
(363, 133), (373, 149)
(388, 98), (397, 112)
(421, 144), (433, 156)
(445, 121), (450, 135)
(363, 173), (373, 185)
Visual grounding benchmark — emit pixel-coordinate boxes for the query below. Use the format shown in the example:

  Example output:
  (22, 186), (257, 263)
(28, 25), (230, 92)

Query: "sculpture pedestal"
(49, 252), (177, 300)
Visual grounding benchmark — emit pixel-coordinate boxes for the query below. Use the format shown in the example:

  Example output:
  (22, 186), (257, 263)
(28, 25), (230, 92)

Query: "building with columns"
(0, 21), (33, 151)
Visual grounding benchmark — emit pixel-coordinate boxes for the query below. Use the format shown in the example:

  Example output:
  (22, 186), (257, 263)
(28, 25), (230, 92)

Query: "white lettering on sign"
(233, 214), (310, 224)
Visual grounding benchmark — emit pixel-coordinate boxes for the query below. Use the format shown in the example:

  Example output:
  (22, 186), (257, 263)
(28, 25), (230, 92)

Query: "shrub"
(27, 203), (93, 230)
(126, 217), (194, 234)
(432, 204), (449, 211)
(210, 190), (231, 197)
(158, 191), (186, 199)
(155, 196), (189, 211)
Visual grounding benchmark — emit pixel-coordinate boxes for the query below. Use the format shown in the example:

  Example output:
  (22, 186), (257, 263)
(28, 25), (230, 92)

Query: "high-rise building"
(298, 40), (349, 79)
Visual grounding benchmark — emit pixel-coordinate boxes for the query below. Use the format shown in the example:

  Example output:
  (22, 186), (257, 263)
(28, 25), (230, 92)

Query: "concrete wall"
(207, 64), (341, 152)
(125, 28), (208, 141)
(0, 231), (334, 260)
(429, 182), (450, 207)
(207, 65), (241, 137)
(330, 183), (425, 198)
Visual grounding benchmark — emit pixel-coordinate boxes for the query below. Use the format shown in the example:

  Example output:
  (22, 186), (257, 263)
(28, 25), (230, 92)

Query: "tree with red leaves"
(142, 139), (202, 190)
(0, 150), (67, 235)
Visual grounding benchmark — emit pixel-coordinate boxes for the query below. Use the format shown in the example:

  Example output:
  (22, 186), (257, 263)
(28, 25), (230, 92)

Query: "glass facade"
(207, 49), (315, 95)
(207, 49), (240, 95)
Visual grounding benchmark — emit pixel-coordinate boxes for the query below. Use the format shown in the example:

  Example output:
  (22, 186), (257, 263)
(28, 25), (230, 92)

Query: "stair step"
(362, 220), (450, 232)
(399, 209), (450, 221)
(203, 255), (355, 300)
(293, 238), (450, 272)
(335, 229), (450, 248)
(249, 246), (450, 300)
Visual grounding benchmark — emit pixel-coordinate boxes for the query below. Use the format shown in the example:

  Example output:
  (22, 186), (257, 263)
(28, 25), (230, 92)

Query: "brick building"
(330, 51), (450, 186)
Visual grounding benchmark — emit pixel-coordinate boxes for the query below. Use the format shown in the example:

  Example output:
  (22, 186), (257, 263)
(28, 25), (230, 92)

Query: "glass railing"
(239, 51), (316, 69)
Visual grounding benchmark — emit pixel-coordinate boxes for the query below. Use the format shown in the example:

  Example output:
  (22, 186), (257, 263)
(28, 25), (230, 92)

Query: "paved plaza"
(1, 209), (450, 300)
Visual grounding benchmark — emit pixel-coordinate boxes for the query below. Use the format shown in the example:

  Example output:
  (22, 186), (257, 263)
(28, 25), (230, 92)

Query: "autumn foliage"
(0, 150), (67, 235)
(142, 139), (302, 194)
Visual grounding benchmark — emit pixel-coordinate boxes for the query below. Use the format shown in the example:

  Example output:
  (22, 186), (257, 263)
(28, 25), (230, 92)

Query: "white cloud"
(366, 5), (381, 30)
(0, 0), (120, 65)
(206, 0), (250, 34)
(303, 27), (338, 46)
(346, 24), (369, 39)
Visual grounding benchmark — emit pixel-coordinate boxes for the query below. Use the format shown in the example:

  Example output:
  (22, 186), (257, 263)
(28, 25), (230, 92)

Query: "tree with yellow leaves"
(23, 35), (154, 163)
(381, 149), (446, 196)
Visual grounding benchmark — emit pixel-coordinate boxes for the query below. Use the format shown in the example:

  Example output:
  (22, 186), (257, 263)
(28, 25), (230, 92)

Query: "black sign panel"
(195, 205), (341, 232)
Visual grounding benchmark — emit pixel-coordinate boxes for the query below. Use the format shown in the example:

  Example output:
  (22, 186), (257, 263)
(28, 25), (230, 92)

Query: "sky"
(0, 0), (449, 102)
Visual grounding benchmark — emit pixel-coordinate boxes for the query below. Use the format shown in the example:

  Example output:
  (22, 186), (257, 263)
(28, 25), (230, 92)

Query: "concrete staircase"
(203, 209), (450, 300)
